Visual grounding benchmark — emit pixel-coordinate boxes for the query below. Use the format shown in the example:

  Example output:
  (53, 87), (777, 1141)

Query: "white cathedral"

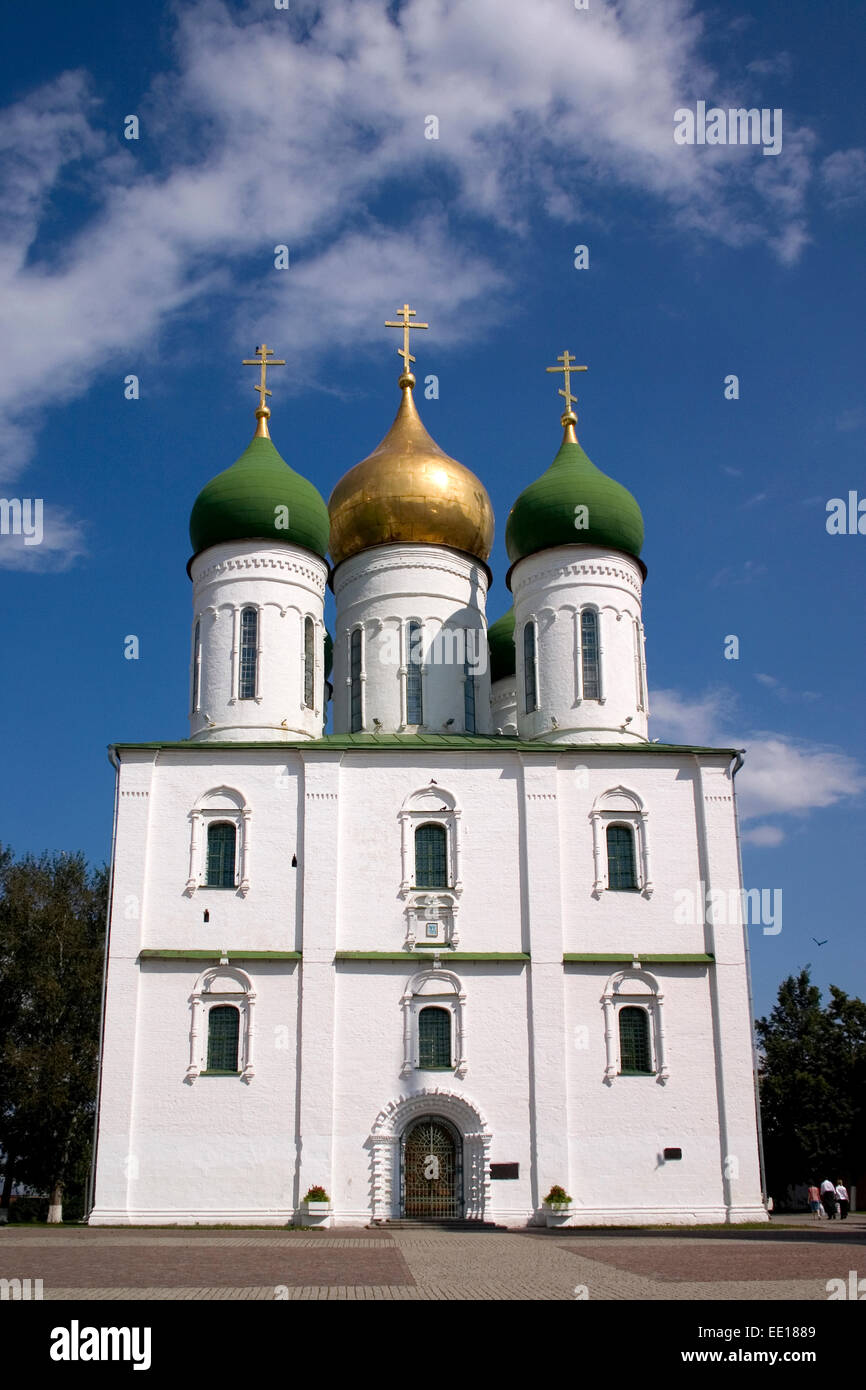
(90, 315), (767, 1227)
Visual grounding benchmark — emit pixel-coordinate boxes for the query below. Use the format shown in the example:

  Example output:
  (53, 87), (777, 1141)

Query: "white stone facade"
(90, 736), (766, 1227)
(89, 454), (765, 1227)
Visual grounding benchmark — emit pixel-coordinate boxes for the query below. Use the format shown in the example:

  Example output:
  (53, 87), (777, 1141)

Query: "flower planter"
(544, 1203), (573, 1228)
(303, 1201), (332, 1228)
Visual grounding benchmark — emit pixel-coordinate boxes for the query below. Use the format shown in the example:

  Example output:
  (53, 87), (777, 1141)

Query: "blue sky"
(0, 0), (863, 1018)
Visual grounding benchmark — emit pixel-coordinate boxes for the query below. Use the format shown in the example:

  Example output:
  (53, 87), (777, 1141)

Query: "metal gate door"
(403, 1120), (461, 1220)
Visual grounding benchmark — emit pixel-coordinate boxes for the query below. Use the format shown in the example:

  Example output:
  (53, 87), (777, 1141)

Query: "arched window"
(206, 1004), (240, 1073)
(606, 824), (637, 890)
(239, 606), (258, 700)
(581, 608), (600, 700)
(350, 628), (363, 732)
(206, 821), (236, 888)
(523, 622), (538, 713)
(418, 1006), (452, 1069)
(191, 619), (202, 714)
(464, 649), (476, 733)
(187, 965), (256, 1082)
(619, 1006), (652, 1074)
(415, 823), (448, 887)
(407, 621), (423, 724)
(304, 616), (315, 709)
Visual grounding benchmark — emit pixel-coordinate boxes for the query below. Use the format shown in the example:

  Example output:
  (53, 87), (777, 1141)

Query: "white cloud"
(0, 0), (838, 501)
(820, 148), (866, 210)
(650, 686), (865, 828)
(0, 506), (87, 572)
(651, 687), (731, 748)
(741, 824), (785, 847)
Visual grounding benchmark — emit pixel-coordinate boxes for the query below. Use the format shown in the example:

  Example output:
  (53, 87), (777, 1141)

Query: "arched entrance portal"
(369, 1089), (491, 1223)
(402, 1118), (462, 1220)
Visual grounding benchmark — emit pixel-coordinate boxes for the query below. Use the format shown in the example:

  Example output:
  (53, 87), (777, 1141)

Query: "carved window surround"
(399, 809), (462, 898)
(186, 965), (256, 1083)
(186, 794), (251, 897)
(601, 968), (668, 1085)
(400, 969), (467, 1078)
(590, 787), (653, 899)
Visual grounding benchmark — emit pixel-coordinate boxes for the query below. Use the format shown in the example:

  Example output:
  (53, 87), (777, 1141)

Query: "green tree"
(756, 969), (866, 1202)
(0, 844), (107, 1222)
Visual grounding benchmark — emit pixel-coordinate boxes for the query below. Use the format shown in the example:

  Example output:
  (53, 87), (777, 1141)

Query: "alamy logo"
(49, 1320), (152, 1370)
(0, 1277), (43, 1300)
(674, 103), (782, 156)
(0, 497), (43, 546)
(378, 626), (488, 675)
(673, 881), (782, 935)
(826, 1270), (866, 1299)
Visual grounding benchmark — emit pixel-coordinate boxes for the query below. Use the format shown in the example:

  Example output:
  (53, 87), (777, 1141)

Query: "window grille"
(415, 823), (447, 887)
(207, 1005), (240, 1072)
(581, 608), (600, 699)
(523, 622), (537, 712)
(606, 824), (637, 889)
(464, 649), (476, 732)
(304, 616), (315, 708)
(619, 1006), (652, 1073)
(407, 621), (423, 724)
(418, 1007), (451, 1068)
(239, 607), (258, 699)
(206, 822), (236, 888)
(350, 628), (362, 732)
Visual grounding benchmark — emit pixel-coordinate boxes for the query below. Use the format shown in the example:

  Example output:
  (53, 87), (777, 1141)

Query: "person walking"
(835, 1181), (850, 1220)
(820, 1177), (837, 1219)
(807, 1183), (823, 1220)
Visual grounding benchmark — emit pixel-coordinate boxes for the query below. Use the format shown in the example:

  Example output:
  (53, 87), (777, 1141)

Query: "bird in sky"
(812, 937), (828, 946)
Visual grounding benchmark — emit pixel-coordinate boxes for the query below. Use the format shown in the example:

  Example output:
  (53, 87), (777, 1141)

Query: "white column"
(243, 992), (257, 1080)
(239, 808), (252, 896)
(186, 811), (201, 893)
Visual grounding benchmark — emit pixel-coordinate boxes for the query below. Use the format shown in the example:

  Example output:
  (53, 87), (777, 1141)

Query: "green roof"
(487, 607), (516, 683)
(505, 431), (644, 567)
(189, 434), (330, 561)
(111, 734), (741, 756)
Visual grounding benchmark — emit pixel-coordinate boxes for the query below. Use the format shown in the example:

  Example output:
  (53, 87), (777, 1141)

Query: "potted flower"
(302, 1185), (332, 1228)
(542, 1184), (573, 1228)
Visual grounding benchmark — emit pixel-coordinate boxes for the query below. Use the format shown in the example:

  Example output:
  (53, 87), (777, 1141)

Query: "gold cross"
(385, 303), (429, 377)
(242, 343), (286, 413)
(546, 349), (587, 419)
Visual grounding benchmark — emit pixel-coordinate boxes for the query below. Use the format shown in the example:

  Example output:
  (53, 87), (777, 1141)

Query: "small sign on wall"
(490, 1163), (519, 1180)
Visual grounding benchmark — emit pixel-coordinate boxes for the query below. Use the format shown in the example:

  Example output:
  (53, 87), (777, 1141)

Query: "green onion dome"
(505, 420), (643, 567)
(189, 431), (330, 561)
(487, 607), (516, 683)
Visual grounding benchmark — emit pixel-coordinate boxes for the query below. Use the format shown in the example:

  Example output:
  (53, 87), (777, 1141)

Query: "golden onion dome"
(328, 374), (494, 567)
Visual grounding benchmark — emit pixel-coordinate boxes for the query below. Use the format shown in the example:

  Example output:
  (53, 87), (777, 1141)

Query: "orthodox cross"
(242, 343), (286, 413)
(385, 303), (429, 377)
(546, 349), (587, 419)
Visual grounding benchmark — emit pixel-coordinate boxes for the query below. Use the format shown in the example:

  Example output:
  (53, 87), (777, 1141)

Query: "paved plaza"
(2, 1215), (864, 1300)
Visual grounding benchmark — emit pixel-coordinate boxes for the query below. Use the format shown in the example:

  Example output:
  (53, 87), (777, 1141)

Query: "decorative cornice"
(513, 557), (642, 598)
(335, 553), (487, 598)
(193, 553), (327, 592)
